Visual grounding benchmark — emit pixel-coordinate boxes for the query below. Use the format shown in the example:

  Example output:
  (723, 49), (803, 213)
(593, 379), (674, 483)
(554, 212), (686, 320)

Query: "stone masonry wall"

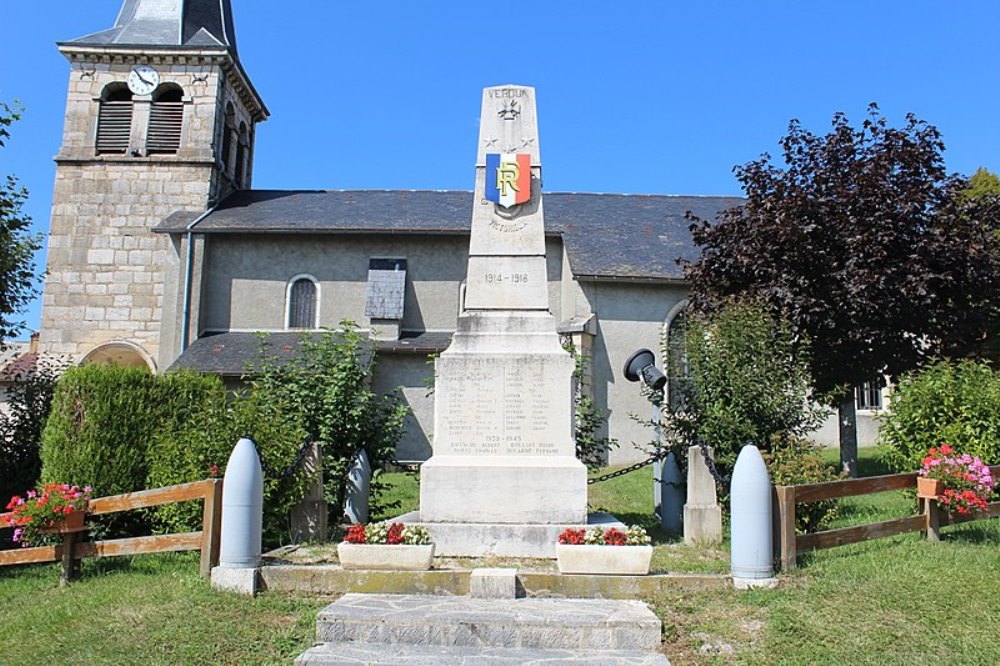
(40, 54), (256, 368)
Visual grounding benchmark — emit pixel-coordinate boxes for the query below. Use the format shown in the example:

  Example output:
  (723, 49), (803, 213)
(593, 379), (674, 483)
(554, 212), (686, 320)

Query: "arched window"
(146, 85), (184, 154)
(221, 103), (236, 170)
(96, 85), (133, 154)
(286, 276), (319, 329)
(664, 302), (691, 411)
(234, 121), (248, 187)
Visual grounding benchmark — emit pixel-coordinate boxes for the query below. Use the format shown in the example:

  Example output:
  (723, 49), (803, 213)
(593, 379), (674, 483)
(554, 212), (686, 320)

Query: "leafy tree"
(685, 105), (1000, 475)
(0, 354), (67, 507)
(961, 167), (1000, 201)
(0, 102), (43, 342)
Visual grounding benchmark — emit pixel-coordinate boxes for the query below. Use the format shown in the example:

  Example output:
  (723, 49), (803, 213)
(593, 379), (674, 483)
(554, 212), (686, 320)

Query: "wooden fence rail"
(0, 479), (223, 583)
(776, 465), (1000, 572)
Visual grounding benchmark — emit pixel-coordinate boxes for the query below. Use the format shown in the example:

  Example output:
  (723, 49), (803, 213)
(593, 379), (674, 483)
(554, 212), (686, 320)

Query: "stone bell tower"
(39, 0), (267, 371)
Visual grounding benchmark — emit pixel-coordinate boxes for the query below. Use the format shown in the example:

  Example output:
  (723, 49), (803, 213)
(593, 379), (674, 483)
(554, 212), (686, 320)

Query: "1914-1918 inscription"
(437, 356), (567, 457)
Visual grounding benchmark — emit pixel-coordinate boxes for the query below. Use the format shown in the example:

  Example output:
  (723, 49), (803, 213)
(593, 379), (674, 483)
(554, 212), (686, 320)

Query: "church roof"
(167, 330), (453, 376)
(157, 189), (743, 281)
(63, 0), (239, 54)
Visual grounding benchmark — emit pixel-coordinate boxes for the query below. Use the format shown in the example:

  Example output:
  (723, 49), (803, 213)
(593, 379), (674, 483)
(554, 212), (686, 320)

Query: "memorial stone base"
(393, 511), (624, 558)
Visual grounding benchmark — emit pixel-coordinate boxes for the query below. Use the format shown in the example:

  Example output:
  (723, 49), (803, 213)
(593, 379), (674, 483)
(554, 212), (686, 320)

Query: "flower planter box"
(555, 544), (653, 575)
(337, 542), (435, 571)
(38, 509), (86, 534)
(917, 477), (943, 500)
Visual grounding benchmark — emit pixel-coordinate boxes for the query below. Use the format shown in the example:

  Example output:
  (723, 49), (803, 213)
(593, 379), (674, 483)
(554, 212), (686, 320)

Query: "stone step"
(314, 594), (662, 651)
(296, 642), (670, 665)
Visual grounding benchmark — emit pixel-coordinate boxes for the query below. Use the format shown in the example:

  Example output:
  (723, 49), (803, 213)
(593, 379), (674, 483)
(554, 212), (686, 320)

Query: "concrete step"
(314, 593), (662, 651)
(296, 641), (670, 665)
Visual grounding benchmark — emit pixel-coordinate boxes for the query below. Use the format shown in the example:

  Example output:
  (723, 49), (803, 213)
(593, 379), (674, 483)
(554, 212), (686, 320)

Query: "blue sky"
(3, 1), (1000, 335)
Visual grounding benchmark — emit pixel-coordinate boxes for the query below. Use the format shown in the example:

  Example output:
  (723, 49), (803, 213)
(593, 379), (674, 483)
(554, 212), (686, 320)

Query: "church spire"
(64, 0), (239, 57)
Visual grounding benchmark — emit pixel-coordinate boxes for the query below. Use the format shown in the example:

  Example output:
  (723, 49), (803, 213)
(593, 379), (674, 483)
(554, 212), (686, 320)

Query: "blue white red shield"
(485, 153), (531, 207)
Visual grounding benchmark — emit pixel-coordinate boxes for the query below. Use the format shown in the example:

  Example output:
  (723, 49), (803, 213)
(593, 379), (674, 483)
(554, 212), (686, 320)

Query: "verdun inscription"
(417, 85), (588, 527)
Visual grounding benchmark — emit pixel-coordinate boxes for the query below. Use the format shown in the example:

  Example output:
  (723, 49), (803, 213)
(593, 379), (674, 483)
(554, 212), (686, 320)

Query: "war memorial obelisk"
(410, 85), (594, 557)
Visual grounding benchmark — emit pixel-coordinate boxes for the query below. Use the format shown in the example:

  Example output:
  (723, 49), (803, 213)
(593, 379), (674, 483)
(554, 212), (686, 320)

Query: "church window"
(286, 276), (319, 329)
(146, 86), (184, 154)
(96, 86), (133, 154)
(664, 303), (691, 411)
(856, 378), (883, 411)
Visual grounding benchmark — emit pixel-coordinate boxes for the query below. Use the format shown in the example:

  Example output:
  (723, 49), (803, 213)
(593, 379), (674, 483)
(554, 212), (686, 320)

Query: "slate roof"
(167, 330), (453, 376)
(63, 0), (239, 54)
(157, 189), (743, 281)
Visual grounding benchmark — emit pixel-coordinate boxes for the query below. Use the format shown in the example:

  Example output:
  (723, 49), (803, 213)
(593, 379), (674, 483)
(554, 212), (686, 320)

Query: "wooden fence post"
(200, 479), (224, 577)
(776, 486), (797, 572)
(923, 497), (941, 542)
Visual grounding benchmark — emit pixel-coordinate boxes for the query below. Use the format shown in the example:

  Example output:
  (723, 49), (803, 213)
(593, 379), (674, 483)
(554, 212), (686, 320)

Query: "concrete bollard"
(212, 437), (263, 595)
(344, 448), (371, 524)
(658, 452), (684, 534)
(730, 444), (777, 589)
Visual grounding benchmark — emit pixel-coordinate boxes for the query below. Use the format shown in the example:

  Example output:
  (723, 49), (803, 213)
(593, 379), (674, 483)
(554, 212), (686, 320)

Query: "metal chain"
(587, 450), (667, 485)
(695, 438), (732, 486)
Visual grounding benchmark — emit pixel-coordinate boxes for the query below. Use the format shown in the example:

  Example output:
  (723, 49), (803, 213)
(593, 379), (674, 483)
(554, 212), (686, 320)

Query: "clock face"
(127, 65), (159, 96)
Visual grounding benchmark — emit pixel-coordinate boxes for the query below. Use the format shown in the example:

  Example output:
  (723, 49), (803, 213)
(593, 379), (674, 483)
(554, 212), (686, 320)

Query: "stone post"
(289, 443), (327, 542)
(683, 445), (722, 545)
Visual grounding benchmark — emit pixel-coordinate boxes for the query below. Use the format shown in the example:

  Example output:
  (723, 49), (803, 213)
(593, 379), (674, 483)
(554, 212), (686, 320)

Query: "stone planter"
(337, 542), (435, 571)
(555, 544), (653, 575)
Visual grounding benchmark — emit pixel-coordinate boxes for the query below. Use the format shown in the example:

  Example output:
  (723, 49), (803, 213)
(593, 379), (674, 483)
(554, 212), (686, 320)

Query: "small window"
(146, 87), (184, 154)
(856, 379), (883, 411)
(286, 276), (318, 329)
(96, 86), (133, 154)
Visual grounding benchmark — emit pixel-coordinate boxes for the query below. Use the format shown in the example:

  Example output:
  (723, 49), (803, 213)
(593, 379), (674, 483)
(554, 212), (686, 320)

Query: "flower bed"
(919, 445), (996, 516)
(555, 525), (653, 575)
(338, 521), (435, 570)
(3, 484), (91, 547)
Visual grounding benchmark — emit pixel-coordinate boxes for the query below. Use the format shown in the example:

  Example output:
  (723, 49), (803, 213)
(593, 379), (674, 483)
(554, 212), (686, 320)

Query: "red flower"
(558, 528), (586, 545)
(344, 524), (367, 544)
(603, 528), (627, 546)
(386, 522), (404, 545)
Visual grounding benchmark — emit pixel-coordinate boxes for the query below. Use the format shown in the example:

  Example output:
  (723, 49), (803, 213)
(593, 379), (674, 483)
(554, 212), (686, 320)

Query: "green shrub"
(40, 364), (160, 496)
(764, 434), (841, 533)
(665, 301), (827, 484)
(147, 376), (312, 546)
(248, 324), (409, 522)
(563, 341), (617, 470)
(879, 359), (1000, 471)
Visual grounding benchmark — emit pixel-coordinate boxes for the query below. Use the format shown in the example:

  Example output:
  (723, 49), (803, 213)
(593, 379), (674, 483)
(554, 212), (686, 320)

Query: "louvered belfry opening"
(234, 121), (248, 187)
(221, 104), (235, 169)
(147, 87), (184, 154)
(96, 87), (133, 154)
(288, 278), (317, 329)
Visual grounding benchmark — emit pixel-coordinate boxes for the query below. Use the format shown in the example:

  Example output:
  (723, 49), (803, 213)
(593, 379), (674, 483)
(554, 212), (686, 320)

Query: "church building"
(37, 0), (879, 464)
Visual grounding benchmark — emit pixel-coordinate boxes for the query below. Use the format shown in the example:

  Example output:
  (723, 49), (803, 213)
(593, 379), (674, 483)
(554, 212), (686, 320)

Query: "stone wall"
(40, 52), (259, 369)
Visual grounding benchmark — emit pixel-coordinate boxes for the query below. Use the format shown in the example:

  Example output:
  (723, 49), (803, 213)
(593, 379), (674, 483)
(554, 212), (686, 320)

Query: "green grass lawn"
(1, 446), (997, 665)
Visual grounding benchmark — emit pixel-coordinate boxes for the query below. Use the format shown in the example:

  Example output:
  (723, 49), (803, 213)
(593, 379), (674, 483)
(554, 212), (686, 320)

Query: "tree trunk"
(838, 394), (858, 478)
